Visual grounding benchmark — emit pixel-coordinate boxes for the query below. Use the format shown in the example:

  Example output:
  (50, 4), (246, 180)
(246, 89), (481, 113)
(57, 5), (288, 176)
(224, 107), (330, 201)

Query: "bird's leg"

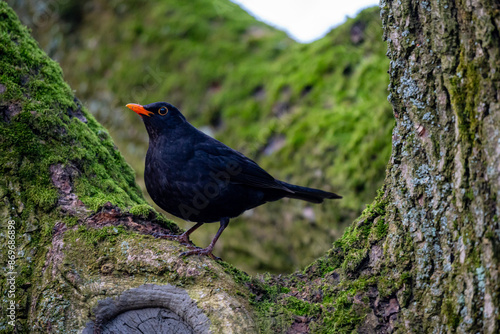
(180, 217), (230, 260)
(153, 222), (204, 248)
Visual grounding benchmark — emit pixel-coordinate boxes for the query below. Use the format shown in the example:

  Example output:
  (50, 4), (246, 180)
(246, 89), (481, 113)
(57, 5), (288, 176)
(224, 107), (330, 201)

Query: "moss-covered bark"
(1, 0), (499, 333)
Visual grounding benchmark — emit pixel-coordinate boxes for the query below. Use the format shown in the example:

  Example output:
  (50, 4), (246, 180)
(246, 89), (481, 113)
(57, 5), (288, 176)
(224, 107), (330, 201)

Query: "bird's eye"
(158, 106), (168, 115)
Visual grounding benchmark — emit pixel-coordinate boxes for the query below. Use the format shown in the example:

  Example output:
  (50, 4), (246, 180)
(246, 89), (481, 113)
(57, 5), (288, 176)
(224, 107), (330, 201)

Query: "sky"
(231, 0), (380, 43)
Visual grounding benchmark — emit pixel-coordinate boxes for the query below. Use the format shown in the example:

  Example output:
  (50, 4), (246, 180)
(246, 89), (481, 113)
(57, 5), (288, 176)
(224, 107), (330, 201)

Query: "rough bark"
(380, 0), (500, 332)
(1, 0), (499, 333)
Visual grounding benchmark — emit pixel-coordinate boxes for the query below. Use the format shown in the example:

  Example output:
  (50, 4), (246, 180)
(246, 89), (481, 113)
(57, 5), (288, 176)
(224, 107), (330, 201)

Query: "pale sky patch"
(231, 0), (379, 43)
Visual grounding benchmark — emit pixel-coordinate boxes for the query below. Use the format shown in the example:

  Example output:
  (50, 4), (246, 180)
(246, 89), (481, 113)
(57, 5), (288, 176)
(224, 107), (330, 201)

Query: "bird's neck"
(147, 123), (190, 149)
(146, 123), (171, 142)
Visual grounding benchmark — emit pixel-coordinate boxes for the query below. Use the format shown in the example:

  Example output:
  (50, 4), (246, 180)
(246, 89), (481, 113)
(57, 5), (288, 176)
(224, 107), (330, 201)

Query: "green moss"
(0, 3), (146, 217)
(376, 276), (397, 298)
(70, 224), (132, 247)
(219, 261), (251, 284)
(449, 49), (481, 143)
(285, 296), (321, 317)
(128, 203), (154, 217)
(317, 290), (364, 333)
(374, 218), (388, 239)
(251, 291), (295, 332)
(304, 251), (343, 278)
(342, 248), (368, 273)
(443, 298), (460, 329)
(25, 184), (59, 210)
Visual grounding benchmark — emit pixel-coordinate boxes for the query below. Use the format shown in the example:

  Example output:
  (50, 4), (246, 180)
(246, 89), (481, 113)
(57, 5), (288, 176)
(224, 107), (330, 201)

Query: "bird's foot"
(180, 247), (222, 261)
(152, 232), (198, 249)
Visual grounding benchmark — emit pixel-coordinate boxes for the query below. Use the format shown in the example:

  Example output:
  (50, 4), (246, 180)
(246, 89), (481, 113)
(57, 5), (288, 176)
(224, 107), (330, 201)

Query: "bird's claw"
(180, 248), (222, 261)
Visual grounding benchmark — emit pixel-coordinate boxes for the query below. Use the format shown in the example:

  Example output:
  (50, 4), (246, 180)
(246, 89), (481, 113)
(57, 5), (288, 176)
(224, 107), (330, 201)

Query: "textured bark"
(380, 0), (500, 332)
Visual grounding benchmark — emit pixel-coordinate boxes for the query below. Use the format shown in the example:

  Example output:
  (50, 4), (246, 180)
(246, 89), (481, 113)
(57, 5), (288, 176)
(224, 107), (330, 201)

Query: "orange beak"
(126, 103), (153, 117)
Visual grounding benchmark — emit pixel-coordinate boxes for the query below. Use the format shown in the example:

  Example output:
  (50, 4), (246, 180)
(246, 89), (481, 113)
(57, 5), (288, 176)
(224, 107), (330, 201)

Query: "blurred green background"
(9, 0), (392, 274)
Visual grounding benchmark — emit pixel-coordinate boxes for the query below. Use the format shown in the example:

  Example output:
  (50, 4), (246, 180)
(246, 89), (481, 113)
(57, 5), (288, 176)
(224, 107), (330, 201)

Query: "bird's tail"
(278, 181), (342, 204)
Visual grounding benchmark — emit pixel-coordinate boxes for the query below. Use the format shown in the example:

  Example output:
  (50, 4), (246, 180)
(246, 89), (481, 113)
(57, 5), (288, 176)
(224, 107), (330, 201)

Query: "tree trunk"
(1, 0), (499, 333)
(379, 0), (500, 332)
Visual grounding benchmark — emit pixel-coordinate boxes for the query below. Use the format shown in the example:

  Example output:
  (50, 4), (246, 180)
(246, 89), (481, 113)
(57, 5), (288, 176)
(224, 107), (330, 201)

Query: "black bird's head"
(126, 101), (186, 139)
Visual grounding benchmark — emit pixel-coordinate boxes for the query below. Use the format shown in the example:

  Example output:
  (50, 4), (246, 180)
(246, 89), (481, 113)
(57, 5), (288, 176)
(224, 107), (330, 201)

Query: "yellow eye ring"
(158, 106), (168, 115)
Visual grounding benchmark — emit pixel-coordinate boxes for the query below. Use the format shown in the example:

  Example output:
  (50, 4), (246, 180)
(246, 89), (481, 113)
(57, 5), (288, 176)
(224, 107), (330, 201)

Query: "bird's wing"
(195, 140), (293, 193)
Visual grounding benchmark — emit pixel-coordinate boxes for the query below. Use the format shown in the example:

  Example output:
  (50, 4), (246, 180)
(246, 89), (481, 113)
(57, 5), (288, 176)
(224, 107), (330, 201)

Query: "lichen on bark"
(379, 0), (500, 332)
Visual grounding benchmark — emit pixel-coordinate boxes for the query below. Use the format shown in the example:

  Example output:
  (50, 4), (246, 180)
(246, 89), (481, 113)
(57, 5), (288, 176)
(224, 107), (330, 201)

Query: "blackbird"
(126, 101), (341, 259)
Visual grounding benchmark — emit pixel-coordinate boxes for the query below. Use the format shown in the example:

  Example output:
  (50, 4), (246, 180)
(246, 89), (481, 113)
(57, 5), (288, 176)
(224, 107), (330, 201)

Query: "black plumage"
(126, 101), (341, 259)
